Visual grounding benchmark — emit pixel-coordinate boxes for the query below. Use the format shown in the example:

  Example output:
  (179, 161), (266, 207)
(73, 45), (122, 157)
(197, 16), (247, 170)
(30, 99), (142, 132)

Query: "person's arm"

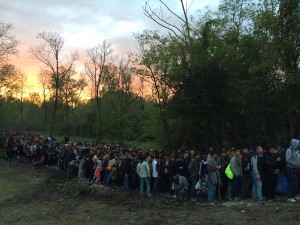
(207, 161), (220, 172)
(145, 162), (151, 177)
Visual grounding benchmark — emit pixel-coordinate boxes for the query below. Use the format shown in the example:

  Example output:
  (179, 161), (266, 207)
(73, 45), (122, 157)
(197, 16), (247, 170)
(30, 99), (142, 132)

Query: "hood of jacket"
(290, 139), (300, 151)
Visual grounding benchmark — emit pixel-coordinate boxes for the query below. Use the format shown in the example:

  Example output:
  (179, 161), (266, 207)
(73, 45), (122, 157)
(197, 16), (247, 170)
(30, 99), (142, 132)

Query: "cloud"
(1, 0), (220, 90)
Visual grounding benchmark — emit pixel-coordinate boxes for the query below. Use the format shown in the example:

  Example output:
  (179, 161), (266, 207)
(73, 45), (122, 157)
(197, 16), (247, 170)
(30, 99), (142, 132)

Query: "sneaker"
(233, 197), (241, 201)
(259, 201), (265, 205)
(147, 194), (152, 197)
(173, 195), (177, 199)
(207, 202), (215, 205)
(287, 198), (296, 203)
(191, 198), (196, 202)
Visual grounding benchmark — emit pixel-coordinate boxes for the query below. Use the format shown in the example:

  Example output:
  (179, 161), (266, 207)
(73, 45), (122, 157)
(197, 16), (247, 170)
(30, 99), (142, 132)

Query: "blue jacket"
(286, 139), (300, 169)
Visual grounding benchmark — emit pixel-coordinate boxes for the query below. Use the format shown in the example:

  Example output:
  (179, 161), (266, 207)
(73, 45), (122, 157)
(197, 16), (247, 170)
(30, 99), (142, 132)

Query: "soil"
(0, 160), (300, 225)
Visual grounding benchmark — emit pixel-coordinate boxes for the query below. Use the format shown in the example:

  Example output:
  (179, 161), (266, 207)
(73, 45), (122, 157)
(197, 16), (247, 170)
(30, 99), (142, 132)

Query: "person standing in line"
(188, 152), (201, 201)
(206, 149), (222, 204)
(241, 147), (251, 198)
(285, 139), (300, 203)
(251, 145), (265, 204)
(230, 149), (243, 201)
(152, 154), (160, 193)
(137, 155), (152, 198)
(264, 147), (281, 199)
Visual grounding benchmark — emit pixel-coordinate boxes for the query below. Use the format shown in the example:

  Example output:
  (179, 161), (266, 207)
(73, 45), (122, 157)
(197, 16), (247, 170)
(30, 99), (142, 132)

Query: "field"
(0, 159), (300, 225)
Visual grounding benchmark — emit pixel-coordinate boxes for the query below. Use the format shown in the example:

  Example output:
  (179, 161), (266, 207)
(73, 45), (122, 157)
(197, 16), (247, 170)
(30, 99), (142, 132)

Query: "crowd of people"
(3, 131), (300, 205)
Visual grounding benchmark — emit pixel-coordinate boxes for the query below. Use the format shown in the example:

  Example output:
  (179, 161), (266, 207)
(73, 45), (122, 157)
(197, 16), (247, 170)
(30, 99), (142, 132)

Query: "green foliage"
(57, 181), (80, 196)
(1, 0), (300, 150)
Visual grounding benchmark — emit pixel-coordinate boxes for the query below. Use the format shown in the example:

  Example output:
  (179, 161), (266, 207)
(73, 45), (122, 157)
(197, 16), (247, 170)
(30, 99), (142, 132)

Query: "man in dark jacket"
(218, 149), (229, 200)
(177, 152), (190, 178)
(121, 154), (132, 191)
(264, 147), (281, 199)
(188, 152), (201, 201)
(241, 147), (251, 198)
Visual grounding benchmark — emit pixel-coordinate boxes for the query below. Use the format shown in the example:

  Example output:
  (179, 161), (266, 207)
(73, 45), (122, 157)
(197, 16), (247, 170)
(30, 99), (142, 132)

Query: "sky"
(0, 0), (220, 93)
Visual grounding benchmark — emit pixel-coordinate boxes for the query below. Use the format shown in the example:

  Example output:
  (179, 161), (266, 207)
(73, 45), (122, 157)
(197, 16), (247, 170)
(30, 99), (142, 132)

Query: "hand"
(256, 176), (261, 181)
(217, 166), (221, 169)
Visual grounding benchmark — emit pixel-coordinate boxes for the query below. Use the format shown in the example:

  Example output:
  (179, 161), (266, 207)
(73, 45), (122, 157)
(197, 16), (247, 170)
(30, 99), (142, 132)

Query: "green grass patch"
(57, 181), (80, 195)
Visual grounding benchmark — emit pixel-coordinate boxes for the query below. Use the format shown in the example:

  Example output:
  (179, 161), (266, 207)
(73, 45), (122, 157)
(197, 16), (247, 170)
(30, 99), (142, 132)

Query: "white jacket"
(137, 161), (150, 178)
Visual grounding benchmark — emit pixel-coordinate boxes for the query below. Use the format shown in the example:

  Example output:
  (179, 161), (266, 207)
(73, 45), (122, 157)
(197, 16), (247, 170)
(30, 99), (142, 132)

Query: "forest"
(1, 0), (300, 150)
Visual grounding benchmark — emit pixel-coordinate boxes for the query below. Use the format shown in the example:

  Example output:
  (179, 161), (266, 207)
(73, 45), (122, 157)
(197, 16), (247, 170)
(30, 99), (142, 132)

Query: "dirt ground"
(0, 160), (300, 225)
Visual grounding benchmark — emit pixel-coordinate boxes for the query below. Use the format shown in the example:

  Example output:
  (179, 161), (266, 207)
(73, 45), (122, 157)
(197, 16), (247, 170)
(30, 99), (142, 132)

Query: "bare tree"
(143, 0), (192, 46)
(15, 71), (27, 131)
(29, 31), (78, 136)
(0, 22), (18, 64)
(85, 40), (113, 139)
(60, 70), (86, 136)
(38, 69), (51, 137)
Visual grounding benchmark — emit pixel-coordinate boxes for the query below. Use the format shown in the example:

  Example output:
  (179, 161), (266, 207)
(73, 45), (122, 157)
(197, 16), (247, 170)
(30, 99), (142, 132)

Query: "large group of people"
(3, 131), (300, 205)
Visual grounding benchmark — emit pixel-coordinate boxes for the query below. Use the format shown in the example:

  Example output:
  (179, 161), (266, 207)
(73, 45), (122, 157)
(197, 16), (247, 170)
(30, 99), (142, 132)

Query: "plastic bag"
(225, 163), (233, 180)
(275, 176), (288, 194)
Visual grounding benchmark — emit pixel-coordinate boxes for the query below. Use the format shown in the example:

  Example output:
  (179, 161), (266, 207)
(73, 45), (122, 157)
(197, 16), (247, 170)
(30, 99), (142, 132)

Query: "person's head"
(290, 139), (300, 150)
(147, 155), (152, 162)
(256, 145), (264, 154)
(195, 152), (201, 159)
(230, 147), (235, 155)
(242, 147), (248, 154)
(213, 152), (218, 159)
(170, 154), (175, 161)
(221, 149), (227, 157)
(268, 147), (276, 155)
(184, 152), (189, 159)
(235, 149), (241, 157)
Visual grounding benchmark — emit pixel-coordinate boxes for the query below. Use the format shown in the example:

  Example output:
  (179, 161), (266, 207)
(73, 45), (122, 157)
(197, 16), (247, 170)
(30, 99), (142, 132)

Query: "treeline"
(0, 91), (160, 145)
(1, 0), (300, 150)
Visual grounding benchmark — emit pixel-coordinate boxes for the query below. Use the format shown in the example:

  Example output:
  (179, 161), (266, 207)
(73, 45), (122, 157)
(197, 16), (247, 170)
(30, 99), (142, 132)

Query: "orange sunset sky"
(1, 0), (219, 97)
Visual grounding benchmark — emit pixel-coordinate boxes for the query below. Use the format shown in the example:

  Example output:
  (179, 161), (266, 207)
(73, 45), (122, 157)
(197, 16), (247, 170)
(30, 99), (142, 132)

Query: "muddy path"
(0, 162), (300, 225)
